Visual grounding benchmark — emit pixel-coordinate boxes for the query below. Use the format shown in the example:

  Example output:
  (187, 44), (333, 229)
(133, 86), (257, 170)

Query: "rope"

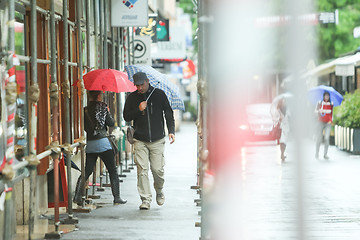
(25, 154), (40, 166)
(45, 141), (61, 160)
(5, 82), (16, 104)
(200, 149), (208, 163)
(61, 81), (71, 99)
(49, 82), (59, 106)
(1, 162), (14, 180)
(197, 79), (207, 100)
(78, 136), (86, 148)
(29, 83), (40, 103)
(61, 143), (74, 155)
(80, 80), (85, 97)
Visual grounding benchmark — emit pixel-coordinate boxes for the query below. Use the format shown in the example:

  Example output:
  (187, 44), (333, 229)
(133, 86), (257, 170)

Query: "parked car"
(239, 103), (280, 143)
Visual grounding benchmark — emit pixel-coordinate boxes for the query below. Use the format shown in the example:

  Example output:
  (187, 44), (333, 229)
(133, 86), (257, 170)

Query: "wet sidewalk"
(208, 139), (360, 240)
(61, 122), (200, 240)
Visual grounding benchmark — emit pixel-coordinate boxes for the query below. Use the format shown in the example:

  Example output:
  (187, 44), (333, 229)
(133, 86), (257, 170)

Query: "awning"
(307, 52), (360, 77)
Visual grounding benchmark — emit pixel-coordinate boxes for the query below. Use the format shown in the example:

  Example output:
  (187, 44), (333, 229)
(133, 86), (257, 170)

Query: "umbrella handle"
(145, 82), (160, 102)
(146, 88), (156, 102)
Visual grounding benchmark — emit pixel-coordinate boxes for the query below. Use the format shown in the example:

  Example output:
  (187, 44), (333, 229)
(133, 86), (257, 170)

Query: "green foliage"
(333, 90), (360, 128)
(15, 32), (24, 55)
(178, 0), (198, 54)
(184, 100), (197, 121)
(316, 0), (360, 62)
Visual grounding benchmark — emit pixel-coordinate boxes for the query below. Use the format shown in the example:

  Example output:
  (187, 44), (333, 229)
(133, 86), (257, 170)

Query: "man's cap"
(133, 72), (148, 85)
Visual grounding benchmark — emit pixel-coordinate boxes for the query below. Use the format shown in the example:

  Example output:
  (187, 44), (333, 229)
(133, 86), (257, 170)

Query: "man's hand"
(169, 133), (175, 144)
(139, 101), (147, 111)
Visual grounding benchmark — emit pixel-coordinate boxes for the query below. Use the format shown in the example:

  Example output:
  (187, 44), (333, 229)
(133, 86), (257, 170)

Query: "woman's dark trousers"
(74, 150), (121, 203)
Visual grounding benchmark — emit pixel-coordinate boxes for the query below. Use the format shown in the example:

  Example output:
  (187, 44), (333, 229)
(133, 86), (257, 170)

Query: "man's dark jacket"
(123, 85), (175, 142)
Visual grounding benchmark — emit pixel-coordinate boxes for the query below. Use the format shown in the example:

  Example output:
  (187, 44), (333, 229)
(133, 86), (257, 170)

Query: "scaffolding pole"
(2, 0), (16, 239)
(28, 0), (39, 239)
(76, 0), (86, 208)
(99, 0), (103, 69)
(61, 0), (79, 225)
(94, 0), (99, 69)
(197, 0), (209, 239)
(103, 0), (108, 69)
(44, 0), (62, 238)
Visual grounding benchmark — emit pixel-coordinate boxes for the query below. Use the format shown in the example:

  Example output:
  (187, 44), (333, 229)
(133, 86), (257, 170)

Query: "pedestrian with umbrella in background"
(308, 85), (344, 159)
(123, 70), (178, 210)
(271, 93), (292, 162)
(73, 69), (135, 205)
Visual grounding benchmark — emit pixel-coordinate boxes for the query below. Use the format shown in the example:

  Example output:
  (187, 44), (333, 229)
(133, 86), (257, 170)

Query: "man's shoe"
(114, 197), (127, 205)
(139, 200), (150, 210)
(156, 192), (165, 206)
(324, 155), (329, 160)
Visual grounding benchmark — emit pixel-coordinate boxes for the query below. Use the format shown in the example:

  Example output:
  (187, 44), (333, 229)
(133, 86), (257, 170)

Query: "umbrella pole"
(146, 107), (152, 141)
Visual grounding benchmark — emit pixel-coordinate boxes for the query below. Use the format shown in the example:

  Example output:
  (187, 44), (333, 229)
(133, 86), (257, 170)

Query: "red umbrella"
(83, 69), (136, 93)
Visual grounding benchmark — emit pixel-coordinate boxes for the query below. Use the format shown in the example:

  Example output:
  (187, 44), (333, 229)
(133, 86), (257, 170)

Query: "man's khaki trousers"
(133, 137), (165, 202)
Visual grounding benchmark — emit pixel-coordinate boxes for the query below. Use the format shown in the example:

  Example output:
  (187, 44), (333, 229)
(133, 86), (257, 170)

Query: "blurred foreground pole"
(285, 0), (316, 239)
(197, 0), (210, 239)
(203, 0), (316, 239)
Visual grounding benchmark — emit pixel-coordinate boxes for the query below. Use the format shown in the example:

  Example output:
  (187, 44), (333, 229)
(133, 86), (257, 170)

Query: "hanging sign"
(152, 27), (186, 59)
(130, 35), (152, 65)
(136, 15), (158, 42)
(135, 14), (169, 43)
(111, 0), (148, 27)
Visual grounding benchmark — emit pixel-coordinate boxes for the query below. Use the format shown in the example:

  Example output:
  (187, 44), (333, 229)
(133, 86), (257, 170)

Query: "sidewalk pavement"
(61, 122), (200, 240)
(207, 139), (360, 240)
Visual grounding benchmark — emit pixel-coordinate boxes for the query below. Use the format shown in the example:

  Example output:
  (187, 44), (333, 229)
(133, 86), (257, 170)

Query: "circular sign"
(130, 39), (147, 58)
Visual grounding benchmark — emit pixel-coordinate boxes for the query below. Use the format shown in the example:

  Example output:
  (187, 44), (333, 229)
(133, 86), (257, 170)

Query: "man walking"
(123, 72), (175, 210)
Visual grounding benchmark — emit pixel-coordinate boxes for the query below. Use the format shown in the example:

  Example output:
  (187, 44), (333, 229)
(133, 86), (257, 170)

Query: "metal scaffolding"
(0, 0), (132, 239)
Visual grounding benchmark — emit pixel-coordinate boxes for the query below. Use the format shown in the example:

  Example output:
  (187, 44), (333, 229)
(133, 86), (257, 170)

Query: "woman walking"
(315, 91), (333, 159)
(74, 90), (127, 205)
(277, 98), (290, 162)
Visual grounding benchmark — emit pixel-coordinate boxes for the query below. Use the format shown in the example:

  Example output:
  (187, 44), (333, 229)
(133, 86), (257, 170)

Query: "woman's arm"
(105, 110), (115, 127)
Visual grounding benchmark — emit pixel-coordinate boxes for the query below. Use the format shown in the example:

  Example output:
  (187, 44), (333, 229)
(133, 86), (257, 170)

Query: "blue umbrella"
(308, 85), (343, 106)
(125, 65), (185, 111)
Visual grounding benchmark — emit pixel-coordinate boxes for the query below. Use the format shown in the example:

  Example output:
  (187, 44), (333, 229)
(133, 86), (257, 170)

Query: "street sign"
(319, 10), (338, 24)
(255, 10), (338, 27)
(130, 36), (152, 65)
(151, 27), (186, 59)
(111, 0), (148, 27)
(335, 65), (354, 77)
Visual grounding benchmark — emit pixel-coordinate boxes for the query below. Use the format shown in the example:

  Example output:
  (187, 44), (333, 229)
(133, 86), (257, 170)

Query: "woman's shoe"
(73, 177), (82, 205)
